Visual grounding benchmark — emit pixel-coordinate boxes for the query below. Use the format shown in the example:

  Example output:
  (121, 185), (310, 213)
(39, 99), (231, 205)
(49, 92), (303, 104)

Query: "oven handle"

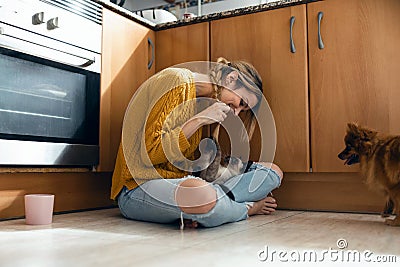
(0, 27), (95, 68)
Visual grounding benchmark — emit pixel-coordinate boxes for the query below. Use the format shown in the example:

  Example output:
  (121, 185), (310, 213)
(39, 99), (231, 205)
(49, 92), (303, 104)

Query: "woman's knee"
(175, 178), (217, 214)
(257, 162), (284, 181)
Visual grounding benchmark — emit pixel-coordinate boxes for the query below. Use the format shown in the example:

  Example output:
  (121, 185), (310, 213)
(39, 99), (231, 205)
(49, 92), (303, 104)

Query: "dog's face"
(338, 123), (377, 165)
(338, 132), (360, 165)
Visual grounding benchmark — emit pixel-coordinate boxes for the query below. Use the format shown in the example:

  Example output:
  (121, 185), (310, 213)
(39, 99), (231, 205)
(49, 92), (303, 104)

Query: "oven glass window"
(0, 53), (87, 142)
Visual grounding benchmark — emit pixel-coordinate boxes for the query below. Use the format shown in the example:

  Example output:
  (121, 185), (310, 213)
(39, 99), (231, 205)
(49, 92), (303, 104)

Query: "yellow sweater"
(110, 68), (202, 200)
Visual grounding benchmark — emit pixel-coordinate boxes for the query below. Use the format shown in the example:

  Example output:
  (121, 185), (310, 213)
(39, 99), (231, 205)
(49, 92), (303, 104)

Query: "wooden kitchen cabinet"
(273, 0), (398, 212)
(99, 8), (156, 171)
(155, 22), (209, 72)
(93, 0), (398, 212)
(211, 5), (309, 172)
(308, 0), (400, 172)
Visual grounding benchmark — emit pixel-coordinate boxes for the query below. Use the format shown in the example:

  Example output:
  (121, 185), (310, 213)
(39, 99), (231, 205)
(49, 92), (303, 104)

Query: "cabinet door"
(211, 5), (309, 172)
(99, 8), (156, 171)
(308, 0), (400, 172)
(155, 22), (209, 72)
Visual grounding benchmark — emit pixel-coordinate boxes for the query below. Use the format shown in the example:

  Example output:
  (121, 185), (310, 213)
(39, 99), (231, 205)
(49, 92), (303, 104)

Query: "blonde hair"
(209, 57), (263, 140)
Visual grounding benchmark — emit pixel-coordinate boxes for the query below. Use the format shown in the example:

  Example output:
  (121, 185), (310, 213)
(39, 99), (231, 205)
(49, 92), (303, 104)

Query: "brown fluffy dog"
(338, 123), (400, 226)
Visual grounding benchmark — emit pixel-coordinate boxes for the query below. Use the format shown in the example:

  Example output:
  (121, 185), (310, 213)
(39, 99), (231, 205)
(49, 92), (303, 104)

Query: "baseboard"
(1, 171), (385, 220)
(0, 171), (115, 220)
(273, 172), (384, 213)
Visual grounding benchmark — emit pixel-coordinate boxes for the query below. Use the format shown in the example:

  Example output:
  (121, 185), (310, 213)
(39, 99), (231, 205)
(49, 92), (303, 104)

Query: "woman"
(111, 58), (283, 228)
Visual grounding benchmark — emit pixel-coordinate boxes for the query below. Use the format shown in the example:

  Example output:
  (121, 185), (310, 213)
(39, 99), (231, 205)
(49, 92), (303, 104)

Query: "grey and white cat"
(195, 126), (246, 184)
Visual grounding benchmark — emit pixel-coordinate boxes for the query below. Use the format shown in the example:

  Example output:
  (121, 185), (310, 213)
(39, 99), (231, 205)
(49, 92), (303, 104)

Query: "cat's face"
(223, 156), (244, 174)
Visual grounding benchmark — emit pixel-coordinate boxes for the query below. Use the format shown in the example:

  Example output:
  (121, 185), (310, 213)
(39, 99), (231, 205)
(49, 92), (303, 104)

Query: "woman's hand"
(195, 102), (231, 126)
(181, 102), (230, 139)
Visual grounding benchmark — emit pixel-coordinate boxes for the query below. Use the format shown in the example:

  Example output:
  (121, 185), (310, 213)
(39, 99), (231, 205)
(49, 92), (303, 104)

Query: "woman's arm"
(144, 80), (230, 166)
(181, 117), (204, 139)
(182, 102), (231, 138)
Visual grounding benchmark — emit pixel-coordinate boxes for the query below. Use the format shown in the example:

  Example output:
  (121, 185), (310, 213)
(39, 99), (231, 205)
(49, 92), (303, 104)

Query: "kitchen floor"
(0, 208), (399, 267)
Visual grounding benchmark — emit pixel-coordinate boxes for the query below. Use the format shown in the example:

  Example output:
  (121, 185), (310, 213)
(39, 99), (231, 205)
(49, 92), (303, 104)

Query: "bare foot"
(248, 196), (277, 216)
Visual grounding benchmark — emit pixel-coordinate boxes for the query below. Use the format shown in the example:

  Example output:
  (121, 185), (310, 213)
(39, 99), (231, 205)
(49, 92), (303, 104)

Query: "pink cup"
(24, 194), (55, 225)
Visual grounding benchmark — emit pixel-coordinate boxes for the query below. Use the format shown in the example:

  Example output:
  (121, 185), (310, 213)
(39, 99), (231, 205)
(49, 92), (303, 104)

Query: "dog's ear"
(356, 125), (378, 141)
(347, 122), (360, 135)
(361, 129), (377, 141)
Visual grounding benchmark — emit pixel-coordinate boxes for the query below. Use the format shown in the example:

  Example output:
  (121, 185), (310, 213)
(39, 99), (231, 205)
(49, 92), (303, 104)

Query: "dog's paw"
(384, 218), (400, 226)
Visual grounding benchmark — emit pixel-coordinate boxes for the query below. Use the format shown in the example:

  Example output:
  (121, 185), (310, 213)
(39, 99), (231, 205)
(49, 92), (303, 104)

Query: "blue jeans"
(118, 163), (281, 228)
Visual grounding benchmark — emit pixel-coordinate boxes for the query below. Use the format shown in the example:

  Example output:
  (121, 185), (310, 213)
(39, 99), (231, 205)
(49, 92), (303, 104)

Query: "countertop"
(93, 0), (319, 31)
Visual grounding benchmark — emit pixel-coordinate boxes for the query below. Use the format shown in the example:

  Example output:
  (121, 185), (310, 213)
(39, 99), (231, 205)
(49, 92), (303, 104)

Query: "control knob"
(32, 12), (45, 25)
(47, 17), (59, 30)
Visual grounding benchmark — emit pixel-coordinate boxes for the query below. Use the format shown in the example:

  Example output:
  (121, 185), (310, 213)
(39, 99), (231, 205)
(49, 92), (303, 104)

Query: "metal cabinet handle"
(0, 27), (95, 68)
(290, 16), (296, 53)
(318, 11), (324, 49)
(147, 37), (154, 70)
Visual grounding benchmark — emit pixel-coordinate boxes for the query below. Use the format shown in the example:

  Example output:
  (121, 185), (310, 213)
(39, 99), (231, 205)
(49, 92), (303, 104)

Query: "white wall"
(123, 0), (280, 19)
(187, 0), (269, 16)
(123, 0), (167, 11)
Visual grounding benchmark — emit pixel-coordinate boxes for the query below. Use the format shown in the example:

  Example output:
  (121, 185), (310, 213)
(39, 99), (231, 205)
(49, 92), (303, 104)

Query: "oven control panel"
(0, 0), (102, 54)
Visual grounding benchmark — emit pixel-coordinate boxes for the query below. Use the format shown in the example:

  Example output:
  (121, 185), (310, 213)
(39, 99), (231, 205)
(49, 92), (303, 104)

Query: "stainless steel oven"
(0, 0), (102, 166)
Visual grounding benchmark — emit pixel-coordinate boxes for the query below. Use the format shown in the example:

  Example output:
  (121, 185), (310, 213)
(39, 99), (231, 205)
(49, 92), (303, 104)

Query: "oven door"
(0, 23), (100, 166)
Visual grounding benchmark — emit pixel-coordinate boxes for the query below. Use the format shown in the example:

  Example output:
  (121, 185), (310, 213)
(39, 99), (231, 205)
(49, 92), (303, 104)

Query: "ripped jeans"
(117, 163), (281, 228)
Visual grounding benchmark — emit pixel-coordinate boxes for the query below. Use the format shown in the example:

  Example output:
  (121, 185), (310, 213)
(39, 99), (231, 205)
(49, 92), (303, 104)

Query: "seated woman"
(111, 58), (283, 228)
